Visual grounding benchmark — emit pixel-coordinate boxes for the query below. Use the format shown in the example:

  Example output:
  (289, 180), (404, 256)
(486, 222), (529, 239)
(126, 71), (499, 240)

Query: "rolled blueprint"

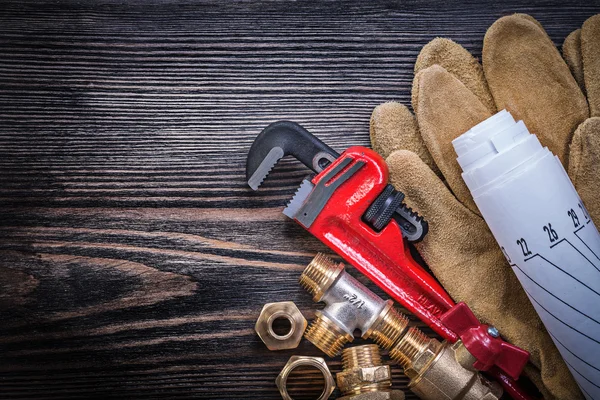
(453, 110), (600, 399)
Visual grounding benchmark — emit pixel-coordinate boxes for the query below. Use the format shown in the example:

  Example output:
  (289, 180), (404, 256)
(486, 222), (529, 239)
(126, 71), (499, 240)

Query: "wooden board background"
(0, 0), (598, 398)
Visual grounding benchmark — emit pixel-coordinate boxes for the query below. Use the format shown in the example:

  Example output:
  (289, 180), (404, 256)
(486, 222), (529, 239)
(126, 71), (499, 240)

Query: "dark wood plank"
(0, 0), (598, 398)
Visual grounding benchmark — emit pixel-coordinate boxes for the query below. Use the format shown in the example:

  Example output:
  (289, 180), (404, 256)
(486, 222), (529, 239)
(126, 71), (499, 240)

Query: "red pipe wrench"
(247, 121), (533, 400)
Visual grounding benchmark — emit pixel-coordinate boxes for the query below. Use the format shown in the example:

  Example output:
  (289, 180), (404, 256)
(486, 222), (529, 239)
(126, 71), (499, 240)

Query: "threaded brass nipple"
(367, 301), (410, 350)
(304, 311), (353, 357)
(342, 344), (382, 369)
(299, 253), (344, 301)
(337, 345), (393, 395)
(389, 327), (431, 369)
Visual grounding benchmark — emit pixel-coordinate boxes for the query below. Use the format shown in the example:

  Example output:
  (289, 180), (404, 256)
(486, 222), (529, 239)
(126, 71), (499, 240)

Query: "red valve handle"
(441, 302), (530, 380)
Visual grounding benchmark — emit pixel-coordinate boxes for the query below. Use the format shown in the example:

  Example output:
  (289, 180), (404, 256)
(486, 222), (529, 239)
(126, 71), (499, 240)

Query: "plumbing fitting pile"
(256, 253), (501, 400)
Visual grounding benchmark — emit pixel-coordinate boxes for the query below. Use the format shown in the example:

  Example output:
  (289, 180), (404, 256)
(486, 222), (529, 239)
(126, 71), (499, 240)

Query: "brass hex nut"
(275, 356), (335, 400)
(338, 391), (405, 400)
(255, 302), (307, 350)
(404, 340), (442, 379)
(336, 365), (392, 394)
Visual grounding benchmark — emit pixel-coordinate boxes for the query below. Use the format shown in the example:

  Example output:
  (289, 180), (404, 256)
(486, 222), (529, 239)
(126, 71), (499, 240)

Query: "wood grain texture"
(0, 0), (598, 398)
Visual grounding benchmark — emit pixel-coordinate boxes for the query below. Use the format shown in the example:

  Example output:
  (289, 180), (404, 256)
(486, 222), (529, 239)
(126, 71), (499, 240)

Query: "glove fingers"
(415, 38), (496, 115)
(483, 14), (589, 164)
(412, 64), (491, 215)
(511, 12), (546, 31)
(370, 102), (439, 173)
(569, 117), (600, 223)
(582, 14), (600, 117)
(563, 29), (586, 93)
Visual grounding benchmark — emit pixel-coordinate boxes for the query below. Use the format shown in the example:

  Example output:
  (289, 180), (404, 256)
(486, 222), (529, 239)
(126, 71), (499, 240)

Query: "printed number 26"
(543, 223), (558, 243)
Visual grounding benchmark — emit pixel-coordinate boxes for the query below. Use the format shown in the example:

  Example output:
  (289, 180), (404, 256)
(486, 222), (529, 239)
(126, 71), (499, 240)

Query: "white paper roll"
(453, 110), (600, 400)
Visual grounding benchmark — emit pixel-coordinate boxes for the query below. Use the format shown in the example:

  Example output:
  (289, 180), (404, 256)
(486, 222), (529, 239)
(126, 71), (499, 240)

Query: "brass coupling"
(255, 302), (307, 350)
(336, 344), (405, 400)
(276, 355), (335, 400)
(300, 253), (409, 357)
(389, 328), (502, 400)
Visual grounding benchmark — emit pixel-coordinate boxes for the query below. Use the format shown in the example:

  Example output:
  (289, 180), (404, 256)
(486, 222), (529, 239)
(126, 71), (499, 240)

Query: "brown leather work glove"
(370, 14), (600, 400)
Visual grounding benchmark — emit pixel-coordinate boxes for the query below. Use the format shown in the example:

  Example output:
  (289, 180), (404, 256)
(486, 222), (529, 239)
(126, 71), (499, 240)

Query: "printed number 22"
(517, 238), (532, 256)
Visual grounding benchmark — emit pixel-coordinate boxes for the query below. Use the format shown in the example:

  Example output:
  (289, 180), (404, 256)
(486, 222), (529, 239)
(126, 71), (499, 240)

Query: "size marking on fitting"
(343, 293), (365, 309)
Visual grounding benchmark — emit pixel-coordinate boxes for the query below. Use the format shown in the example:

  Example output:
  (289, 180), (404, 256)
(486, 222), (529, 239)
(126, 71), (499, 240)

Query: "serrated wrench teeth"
(246, 121), (339, 190)
(248, 147), (284, 191)
(394, 203), (429, 243)
(283, 179), (315, 219)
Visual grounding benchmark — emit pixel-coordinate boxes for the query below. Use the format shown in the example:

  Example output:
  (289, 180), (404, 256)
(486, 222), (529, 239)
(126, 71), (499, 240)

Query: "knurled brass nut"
(255, 302), (307, 351)
(276, 356), (335, 400)
(337, 365), (391, 392)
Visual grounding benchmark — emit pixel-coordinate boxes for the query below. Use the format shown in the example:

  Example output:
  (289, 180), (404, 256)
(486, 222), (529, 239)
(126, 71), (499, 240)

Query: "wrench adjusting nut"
(255, 301), (307, 350)
(276, 356), (335, 400)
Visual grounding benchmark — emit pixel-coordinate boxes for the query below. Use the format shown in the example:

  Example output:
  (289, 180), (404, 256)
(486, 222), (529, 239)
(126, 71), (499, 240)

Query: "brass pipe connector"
(300, 253), (409, 356)
(276, 355), (335, 400)
(389, 327), (502, 400)
(336, 345), (405, 400)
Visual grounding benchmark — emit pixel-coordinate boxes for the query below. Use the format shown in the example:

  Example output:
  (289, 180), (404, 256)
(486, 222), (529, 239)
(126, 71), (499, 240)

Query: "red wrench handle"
(304, 146), (457, 340)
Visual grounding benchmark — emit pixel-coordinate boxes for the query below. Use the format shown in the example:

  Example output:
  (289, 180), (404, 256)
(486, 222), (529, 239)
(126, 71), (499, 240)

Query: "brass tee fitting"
(389, 327), (502, 400)
(300, 253), (409, 356)
(336, 344), (405, 400)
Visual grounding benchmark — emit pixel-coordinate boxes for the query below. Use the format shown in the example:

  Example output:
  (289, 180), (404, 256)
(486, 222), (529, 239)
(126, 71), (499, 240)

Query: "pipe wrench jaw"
(245, 121), (338, 190)
(284, 157), (366, 229)
(284, 173), (428, 243)
(245, 121), (428, 242)
(246, 121), (428, 242)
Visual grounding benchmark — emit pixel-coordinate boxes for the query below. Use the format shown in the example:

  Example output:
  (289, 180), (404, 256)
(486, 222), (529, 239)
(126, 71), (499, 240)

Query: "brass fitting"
(255, 302), (307, 350)
(389, 327), (502, 400)
(275, 355), (335, 400)
(336, 345), (405, 400)
(300, 253), (409, 356)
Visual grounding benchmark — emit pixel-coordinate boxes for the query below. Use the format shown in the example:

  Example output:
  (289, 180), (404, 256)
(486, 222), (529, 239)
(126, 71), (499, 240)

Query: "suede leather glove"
(370, 14), (600, 400)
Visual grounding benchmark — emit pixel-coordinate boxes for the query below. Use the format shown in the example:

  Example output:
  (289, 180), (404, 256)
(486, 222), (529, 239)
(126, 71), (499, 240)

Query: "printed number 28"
(568, 208), (580, 228)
